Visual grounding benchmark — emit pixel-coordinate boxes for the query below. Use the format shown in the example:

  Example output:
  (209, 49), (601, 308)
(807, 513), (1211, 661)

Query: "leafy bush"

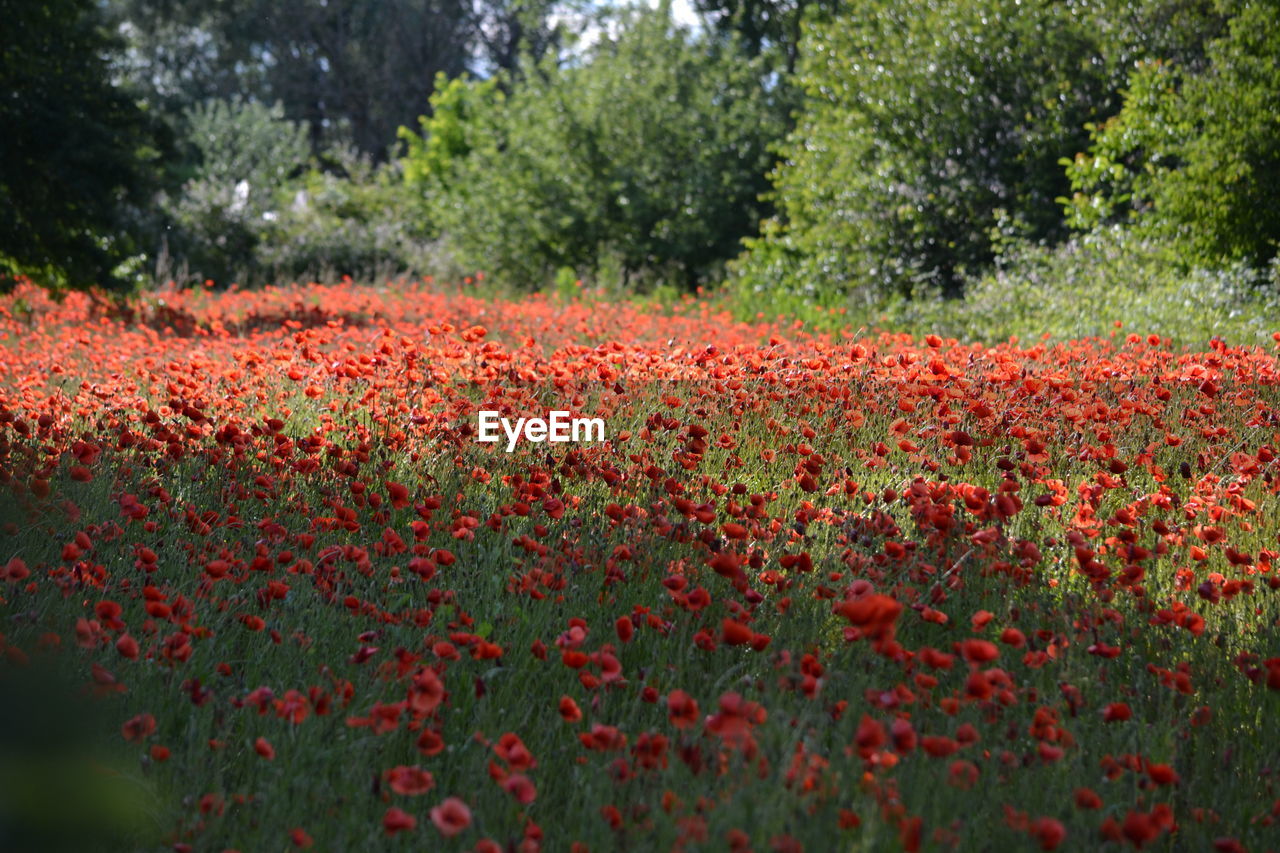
(159, 98), (311, 284)
(734, 0), (1114, 301)
(914, 227), (1280, 346)
(400, 6), (787, 289)
(1062, 0), (1280, 268)
(732, 226), (1280, 348)
(255, 147), (440, 284)
(158, 98), (434, 285)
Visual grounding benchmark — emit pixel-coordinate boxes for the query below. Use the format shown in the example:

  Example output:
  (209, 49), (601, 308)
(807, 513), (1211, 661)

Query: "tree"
(1062, 0), (1280, 267)
(691, 0), (838, 72)
(0, 0), (165, 291)
(735, 0), (1115, 301)
(158, 98), (311, 285)
(109, 0), (569, 158)
(475, 0), (570, 75)
(401, 6), (788, 288)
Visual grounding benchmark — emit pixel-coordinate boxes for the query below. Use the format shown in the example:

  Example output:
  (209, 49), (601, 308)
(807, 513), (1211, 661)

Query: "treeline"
(2, 0), (1278, 317)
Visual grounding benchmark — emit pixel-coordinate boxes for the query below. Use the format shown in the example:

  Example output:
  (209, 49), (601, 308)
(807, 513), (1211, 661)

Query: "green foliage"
(399, 74), (505, 189)
(0, 0), (166, 292)
(255, 149), (438, 284)
(910, 227), (1280, 346)
(1087, 0), (1227, 74)
(401, 6), (787, 288)
(731, 225), (1280, 348)
(735, 0), (1114, 300)
(160, 99), (431, 285)
(159, 99), (310, 284)
(1062, 0), (1280, 267)
(1060, 61), (1178, 232)
(692, 0), (839, 72)
(109, 0), (573, 158)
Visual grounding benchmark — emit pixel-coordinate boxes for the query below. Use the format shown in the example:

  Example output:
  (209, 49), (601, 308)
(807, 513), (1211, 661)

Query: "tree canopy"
(1, 0), (166, 291)
(401, 6), (788, 288)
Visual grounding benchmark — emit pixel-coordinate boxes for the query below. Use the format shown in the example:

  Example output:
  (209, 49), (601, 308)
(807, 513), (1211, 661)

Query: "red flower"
(1074, 787), (1103, 810)
(835, 594), (902, 643)
(408, 668), (445, 716)
(1121, 811), (1159, 848)
(1029, 817), (1066, 851)
(429, 797), (472, 837)
(385, 481), (410, 509)
(1146, 762), (1179, 786)
(921, 736), (958, 758)
(3, 557), (29, 582)
(1102, 702), (1132, 722)
(116, 633), (139, 660)
(891, 717), (917, 753)
(854, 714), (886, 755)
(958, 638), (999, 664)
(667, 689), (700, 729)
(559, 695), (583, 723)
(999, 628), (1025, 647)
(721, 618), (753, 646)
(494, 732), (536, 770)
(121, 713), (156, 743)
(386, 765), (434, 796)
(501, 773), (537, 804)
(383, 806), (416, 836)
(416, 728), (445, 756)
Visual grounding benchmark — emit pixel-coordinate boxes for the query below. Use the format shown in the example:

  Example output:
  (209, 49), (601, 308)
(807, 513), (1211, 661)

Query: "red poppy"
(254, 736), (275, 760)
(121, 713), (156, 743)
(666, 690), (699, 729)
(549, 695), (579, 724)
(494, 732), (536, 770)
(1103, 702), (1133, 722)
(383, 806), (416, 835)
(387, 765), (435, 795)
(1029, 817), (1066, 851)
(429, 797), (472, 837)
(501, 773), (537, 804)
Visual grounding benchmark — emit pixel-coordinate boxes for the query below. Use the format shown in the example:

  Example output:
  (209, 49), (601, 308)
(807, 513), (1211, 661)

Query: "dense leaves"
(108, 0), (507, 157)
(691, 0), (839, 71)
(0, 0), (166, 292)
(402, 7), (787, 289)
(152, 99), (433, 286)
(736, 0), (1112, 300)
(158, 98), (310, 285)
(1063, 0), (1280, 267)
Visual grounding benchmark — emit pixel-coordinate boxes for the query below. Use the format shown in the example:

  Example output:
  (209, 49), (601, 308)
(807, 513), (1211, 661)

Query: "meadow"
(2, 278), (1279, 852)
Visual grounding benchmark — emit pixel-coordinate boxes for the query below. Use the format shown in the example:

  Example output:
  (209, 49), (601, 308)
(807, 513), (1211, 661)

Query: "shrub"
(926, 227), (1280, 345)
(158, 99), (433, 285)
(255, 147), (439, 284)
(159, 98), (311, 285)
(733, 226), (1280, 348)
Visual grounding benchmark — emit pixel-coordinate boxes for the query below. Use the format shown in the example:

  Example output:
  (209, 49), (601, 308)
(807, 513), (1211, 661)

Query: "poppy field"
(2, 279), (1280, 852)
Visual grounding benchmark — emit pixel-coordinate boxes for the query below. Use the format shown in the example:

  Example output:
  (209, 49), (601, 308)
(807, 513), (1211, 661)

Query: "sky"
(660, 0), (703, 28)
(559, 0), (703, 57)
